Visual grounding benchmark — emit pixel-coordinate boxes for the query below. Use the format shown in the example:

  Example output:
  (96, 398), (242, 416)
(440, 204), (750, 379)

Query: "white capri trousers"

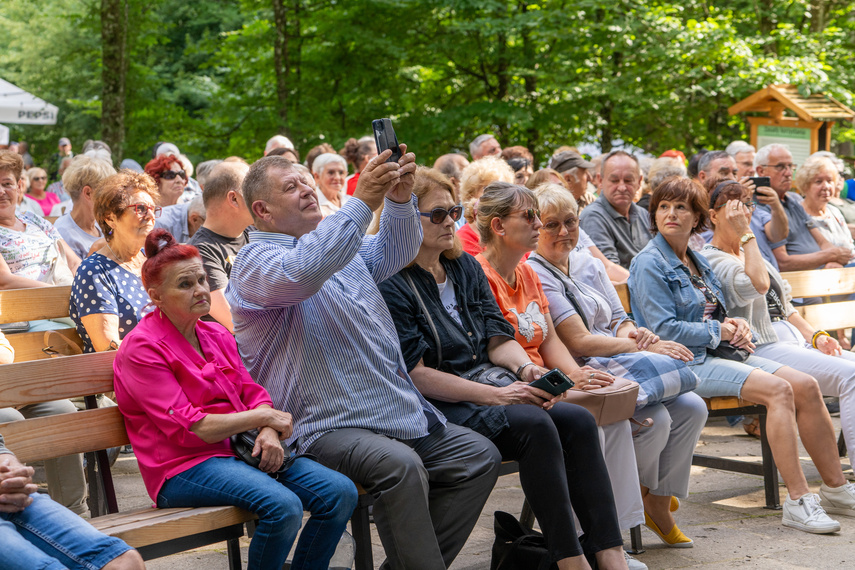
(754, 320), (855, 460)
(600, 419), (644, 530)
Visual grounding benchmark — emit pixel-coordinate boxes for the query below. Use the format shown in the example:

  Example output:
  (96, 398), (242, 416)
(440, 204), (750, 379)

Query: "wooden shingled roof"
(728, 84), (855, 122)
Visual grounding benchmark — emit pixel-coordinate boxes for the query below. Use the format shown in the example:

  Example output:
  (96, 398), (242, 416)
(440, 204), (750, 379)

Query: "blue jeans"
(0, 493), (131, 570)
(157, 456), (358, 570)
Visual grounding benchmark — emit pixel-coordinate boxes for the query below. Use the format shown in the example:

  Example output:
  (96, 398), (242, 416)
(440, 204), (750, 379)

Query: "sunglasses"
(161, 170), (187, 180)
(541, 216), (579, 234)
(125, 203), (162, 218)
(512, 208), (541, 223)
(32, 176), (47, 181)
(689, 275), (719, 305)
(419, 205), (464, 224)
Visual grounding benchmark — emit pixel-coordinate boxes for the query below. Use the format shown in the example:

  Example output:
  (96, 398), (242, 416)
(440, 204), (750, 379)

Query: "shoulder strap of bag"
(528, 256), (590, 330)
(403, 270), (442, 367)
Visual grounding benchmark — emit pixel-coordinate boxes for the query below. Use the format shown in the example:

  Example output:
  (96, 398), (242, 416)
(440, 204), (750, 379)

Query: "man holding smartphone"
(227, 148), (501, 570)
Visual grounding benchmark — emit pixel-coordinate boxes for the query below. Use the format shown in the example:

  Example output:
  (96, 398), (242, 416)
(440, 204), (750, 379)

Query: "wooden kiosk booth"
(728, 84), (855, 166)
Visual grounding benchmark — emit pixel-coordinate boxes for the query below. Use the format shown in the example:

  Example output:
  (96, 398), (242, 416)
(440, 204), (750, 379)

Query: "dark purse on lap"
(692, 274), (750, 363)
(230, 428), (294, 478)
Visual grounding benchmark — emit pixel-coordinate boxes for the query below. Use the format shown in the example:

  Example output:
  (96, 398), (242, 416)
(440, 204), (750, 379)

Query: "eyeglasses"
(125, 203), (162, 218)
(714, 201), (756, 212)
(161, 170), (187, 180)
(760, 163), (797, 173)
(510, 208), (540, 223)
(419, 205), (463, 224)
(542, 216), (579, 234)
(32, 176), (47, 181)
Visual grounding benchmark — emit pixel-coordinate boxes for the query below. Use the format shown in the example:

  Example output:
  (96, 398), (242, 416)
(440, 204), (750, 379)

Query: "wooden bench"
(615, 283), (781, 509)
(782, 267), (855, 460)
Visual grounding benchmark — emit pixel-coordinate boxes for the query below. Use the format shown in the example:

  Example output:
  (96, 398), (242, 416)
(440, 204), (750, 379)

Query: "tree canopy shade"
(2, 0), (855, 167)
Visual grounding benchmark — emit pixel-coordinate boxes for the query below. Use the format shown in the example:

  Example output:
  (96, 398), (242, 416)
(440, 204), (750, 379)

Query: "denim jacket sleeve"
(629, 246), (722, 351)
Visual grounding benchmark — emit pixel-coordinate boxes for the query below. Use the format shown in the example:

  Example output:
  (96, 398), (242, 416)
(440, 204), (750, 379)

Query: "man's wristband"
(515, 361), (535, 379)
(811, 330), (830, 349)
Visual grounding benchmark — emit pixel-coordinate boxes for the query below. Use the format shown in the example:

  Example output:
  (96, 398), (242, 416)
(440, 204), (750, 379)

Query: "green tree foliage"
(2, 0), (855, 167)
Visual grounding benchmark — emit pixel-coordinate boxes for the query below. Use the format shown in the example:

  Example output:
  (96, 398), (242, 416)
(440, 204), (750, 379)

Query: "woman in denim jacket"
(629, 176), (855, 535)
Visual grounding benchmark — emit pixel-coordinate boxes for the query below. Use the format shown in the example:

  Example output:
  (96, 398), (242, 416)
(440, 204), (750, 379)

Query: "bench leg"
(628, 524), (644, 554)
(758, 413), (780, 510)
(226, 537), (242, 570)
(838, 431), (847, 458)
(351, 495), (374, 570)
(519, 497), (535, 529)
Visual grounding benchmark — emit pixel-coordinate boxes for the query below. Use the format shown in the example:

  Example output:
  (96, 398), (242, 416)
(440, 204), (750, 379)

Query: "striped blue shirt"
(227, 196), (444, 453)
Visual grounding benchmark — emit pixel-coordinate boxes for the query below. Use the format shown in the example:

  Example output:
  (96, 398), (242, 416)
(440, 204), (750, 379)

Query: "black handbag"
(230, 428), (295, 478)
(690, 274), (751, 363)
(490, 511), (556, 570)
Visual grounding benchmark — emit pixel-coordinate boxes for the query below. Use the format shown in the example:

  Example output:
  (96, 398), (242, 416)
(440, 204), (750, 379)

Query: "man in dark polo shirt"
(580, 149), (651, 268)
(755, 144), (851, 271)
(187, 161), (251, 332)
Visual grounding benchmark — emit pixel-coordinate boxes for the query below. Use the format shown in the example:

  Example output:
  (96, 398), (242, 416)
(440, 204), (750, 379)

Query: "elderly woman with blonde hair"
(456, 156), (515, 255)
(796, 154), (855, 261)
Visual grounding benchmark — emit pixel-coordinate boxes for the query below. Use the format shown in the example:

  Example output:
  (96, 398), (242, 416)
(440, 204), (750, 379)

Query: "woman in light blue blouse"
(70, 170), (159, 352)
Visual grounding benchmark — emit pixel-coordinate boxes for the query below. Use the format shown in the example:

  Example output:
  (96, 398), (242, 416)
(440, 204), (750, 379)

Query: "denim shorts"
(0, 493), (132, 570)
(689, 354), (785, 399)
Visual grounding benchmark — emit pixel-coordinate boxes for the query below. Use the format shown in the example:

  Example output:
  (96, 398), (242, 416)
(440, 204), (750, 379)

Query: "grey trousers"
(308, 423), (501, 570)
(0, 400), (88, 516)
(632, 392), (708, 498)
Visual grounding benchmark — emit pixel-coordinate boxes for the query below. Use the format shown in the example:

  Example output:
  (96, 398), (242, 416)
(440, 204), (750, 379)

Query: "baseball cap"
(58, 137), (71, 146)
(548, 151), (594, 173)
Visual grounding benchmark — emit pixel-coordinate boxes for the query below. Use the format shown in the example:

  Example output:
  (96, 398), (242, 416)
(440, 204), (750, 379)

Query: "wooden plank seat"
(614, 284), (781, 509)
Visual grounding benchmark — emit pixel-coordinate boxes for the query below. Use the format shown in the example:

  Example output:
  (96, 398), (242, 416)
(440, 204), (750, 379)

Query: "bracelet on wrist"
(515, 361), (535, 379)
(811, 330), (830, 349)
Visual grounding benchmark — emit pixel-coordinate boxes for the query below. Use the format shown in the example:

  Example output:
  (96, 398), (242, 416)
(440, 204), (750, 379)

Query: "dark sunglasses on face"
(125, 203), (162, 218)
(161, 170), (187, 180)
(516, 208), (541, 223)
(419, 205), (464, 224)
(32, 176), (47, 181)
(690, 275), (719, 305)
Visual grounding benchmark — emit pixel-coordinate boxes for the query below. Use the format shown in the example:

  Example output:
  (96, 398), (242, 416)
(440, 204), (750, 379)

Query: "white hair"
(754, 143), (790, 167)
(469, 134), (496, 157)
(156, 142), (180, 157)
(311, 152), (347, 175)
(725, 140), (755, 157)
(265, 135), (294, 153)
(811, 150), (845, 173)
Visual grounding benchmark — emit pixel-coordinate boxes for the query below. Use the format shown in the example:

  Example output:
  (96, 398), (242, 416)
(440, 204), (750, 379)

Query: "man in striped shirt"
(228, 150), (501, 570)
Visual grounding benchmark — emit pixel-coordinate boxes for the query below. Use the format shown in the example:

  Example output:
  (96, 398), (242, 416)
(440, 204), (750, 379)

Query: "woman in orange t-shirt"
(476, 181), (647, 551)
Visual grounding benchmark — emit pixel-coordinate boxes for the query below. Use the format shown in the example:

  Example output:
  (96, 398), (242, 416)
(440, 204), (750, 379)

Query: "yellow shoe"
(644, 511), (693, 548)
(670, 496), (680, 512)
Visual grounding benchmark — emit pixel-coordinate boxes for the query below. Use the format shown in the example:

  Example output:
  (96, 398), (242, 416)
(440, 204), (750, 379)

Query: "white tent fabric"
(0, 125), (9, 145)
(0, 79), (58, 125)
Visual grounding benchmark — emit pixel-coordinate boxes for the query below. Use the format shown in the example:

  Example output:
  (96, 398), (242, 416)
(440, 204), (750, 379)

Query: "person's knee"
(261, 490), (304, 534)
(765, 376), (795, 411)
(102, 549), (145, 570)
(792, 373), (823, 402)
(325, 477), (359, 523)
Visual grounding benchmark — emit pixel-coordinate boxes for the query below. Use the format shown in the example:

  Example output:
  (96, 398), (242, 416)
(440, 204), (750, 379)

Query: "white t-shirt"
(437, 277), (463, 326)
(53, 213), (102, 259)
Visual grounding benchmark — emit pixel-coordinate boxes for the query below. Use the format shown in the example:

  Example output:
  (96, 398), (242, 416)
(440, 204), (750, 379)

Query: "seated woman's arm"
(58, 240), (81, 275)
(0, 257), (49, 289)
(587, 244), (630, 284)
(538, 313), (613, 389)
(79, 313), (121, 352)
(0, 332), (13, 364)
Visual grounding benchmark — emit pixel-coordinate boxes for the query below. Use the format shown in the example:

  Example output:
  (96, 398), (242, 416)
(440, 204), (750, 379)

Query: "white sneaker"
(819, 482), (855, 517)
(624, 551), (648, 570)
(782, 493), (841, 534)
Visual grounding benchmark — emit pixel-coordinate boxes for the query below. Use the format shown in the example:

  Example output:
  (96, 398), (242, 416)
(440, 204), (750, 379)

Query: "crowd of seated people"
(4, 129), (855, 570)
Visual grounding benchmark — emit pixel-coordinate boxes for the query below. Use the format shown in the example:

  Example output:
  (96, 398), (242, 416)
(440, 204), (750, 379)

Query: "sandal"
(743, 417), (762, 439)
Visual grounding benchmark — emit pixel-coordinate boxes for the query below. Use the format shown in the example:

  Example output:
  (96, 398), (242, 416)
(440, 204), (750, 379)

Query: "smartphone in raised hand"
(372, 118), (402, 163)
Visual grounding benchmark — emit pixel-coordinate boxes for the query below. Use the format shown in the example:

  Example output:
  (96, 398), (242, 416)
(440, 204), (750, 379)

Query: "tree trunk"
(272, 0), (290, 134)
(101, 0), (128, 162)
(520, 1), (538, 151)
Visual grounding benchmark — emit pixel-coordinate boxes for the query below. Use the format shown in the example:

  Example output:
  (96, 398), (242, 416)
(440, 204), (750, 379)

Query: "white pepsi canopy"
(0, 78), (58, 125)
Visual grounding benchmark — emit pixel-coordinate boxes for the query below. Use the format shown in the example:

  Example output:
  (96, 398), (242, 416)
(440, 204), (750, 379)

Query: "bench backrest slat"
(0, 351), (116, 407)
(0, 285), (73, 324)
(7, 328), (83, 362)
(781, 268), (855, 299)
(796, 300), (855, 332)
(0, 407), (129, 463)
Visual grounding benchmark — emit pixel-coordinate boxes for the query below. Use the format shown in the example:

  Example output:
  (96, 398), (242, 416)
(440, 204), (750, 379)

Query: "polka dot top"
(70, 253), (152, 353)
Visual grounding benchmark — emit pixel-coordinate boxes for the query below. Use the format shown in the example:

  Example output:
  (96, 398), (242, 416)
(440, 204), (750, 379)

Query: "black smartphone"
(529, 368), (575, 396)
(749, 176), (771, 202)
(372, 118), (402, 163)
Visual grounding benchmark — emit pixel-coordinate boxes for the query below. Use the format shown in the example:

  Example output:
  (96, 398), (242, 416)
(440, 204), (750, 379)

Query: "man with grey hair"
(194, 159), (223, 189)
(548, 150), (596, 208)
(154, 195), (206, 244)
(188, 161), (251, 332)
(228, 149), (501, 570)
(580, 150), (651, 268)
(696, 151), (738, 192)
(726, 140), (756, 178)
(264, 134), (295, 156)
(755, 143), (849, 271)
(432, 153), (469, 196)
(53, 155), (117, 258)
(469, 134), (501, 160)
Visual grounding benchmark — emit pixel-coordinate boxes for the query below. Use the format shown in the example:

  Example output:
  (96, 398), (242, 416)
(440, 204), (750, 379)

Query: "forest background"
(3, 0), (855, 168)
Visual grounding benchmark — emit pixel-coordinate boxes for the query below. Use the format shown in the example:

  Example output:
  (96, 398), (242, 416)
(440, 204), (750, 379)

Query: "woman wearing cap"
(144, 154), (188, 207)
(312, 153), (350, 217)
(114, 228), (358, 570)
(629, 176), (855, 534)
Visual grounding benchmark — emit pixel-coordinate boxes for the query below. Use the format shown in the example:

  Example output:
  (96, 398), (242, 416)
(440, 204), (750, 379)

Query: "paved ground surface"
(92, 416), (855, 569)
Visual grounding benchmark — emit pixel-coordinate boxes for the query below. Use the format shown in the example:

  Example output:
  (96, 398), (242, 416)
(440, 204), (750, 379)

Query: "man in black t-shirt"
(188, 161), (251, 332)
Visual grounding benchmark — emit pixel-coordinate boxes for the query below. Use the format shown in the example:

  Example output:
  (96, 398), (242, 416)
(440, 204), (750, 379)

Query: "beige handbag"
(563, 377), (639, 426)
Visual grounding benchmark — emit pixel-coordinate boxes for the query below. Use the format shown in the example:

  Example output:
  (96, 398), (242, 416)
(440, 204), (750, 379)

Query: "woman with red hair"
(144, 154), (187, 207)
(113, 228), (358, 570)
